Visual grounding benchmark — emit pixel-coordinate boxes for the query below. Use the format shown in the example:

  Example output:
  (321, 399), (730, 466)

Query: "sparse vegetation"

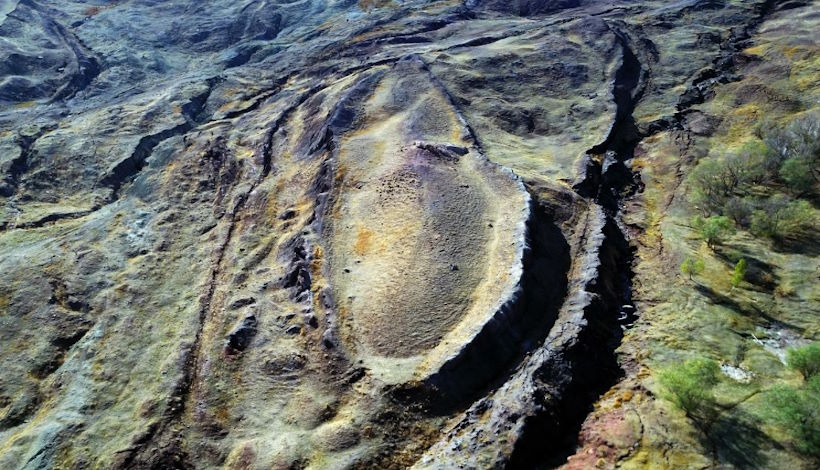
(83, 6), (103, 17)
(358, 0), (396, 11)
(775, 281), (796, 298)
(645, 9), (818, 467)
(659, 357), (720, 427)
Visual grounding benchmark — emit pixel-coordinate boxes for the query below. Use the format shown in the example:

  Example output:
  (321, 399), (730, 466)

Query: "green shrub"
(680, 256), (705, 280)
(693, 215), (735, 248)
(787, 343), (820, 380)
(730, 258), (747, 288)
(687, 141), (774, 213)
(659, 357), (720, 425)
(780, 157), (815, 195)
(724, 196), (754, 227)
(729, 141), (770, 186)
(766, 111), (819, 193)
(688, 159), (732, 213)
(750, 195), (814, 240)
(765, 344), (820, 455)
(764, 376), (820, 457)
(765, 112), (819, 162)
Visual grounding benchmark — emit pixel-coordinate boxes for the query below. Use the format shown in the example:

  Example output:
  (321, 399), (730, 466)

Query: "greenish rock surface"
(0, 1), (817, 468)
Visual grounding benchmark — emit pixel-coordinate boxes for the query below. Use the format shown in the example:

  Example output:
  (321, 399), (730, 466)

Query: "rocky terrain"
(0, 0), (817, 469)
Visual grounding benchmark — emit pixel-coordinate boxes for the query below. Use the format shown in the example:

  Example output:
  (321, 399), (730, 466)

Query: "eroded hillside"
(0, 1), (817, 469)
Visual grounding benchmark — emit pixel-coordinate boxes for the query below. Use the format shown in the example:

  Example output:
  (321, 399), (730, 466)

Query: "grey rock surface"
(0, 0), (795, 468)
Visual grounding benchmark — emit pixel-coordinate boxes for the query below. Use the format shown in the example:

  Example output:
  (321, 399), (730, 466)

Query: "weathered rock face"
(473, 0), (582, 16)
(0, 0), (807, 468)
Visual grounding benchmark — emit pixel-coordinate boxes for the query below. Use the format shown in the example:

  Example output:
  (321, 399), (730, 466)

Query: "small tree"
(730, 258), (747, 288)
(764, 111), (819, 179)
(764, 377), (820, 457)
(659, 357), (720, 427)
(724, 196), (754, 227)
(786, 343), (820, 380)
(780, 157), (815, 195)
(687, 159), (731, 213)
(694, 215), (735, 249)
(680, 256), (705, 280)
(726, 141), (770, 187)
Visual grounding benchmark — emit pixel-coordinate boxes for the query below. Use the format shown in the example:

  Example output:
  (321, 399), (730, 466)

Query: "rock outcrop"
(0, 0), (810, 468)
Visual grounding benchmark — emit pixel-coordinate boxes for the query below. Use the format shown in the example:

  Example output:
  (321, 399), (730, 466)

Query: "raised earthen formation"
(0, 1), (816, 469)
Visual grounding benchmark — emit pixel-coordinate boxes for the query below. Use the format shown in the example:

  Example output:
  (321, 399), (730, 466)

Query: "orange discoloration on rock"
(353, 227), (373, 256)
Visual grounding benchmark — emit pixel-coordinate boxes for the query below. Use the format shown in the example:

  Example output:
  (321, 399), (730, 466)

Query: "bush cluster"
(764, 343), (820, 457)
(687, 112), (818, 243)
(749, 195), (814, 239)
(787, 342), (820, 380)
(766, 113), (819, 194)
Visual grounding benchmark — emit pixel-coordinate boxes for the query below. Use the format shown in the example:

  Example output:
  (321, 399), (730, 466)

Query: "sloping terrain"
(0, 1), (817, 469)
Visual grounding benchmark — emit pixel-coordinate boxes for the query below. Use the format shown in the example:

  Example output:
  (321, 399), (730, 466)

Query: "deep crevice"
(508, 217), (634, 469)
(0, 126), (53, 198)
(45, 17), (102, 103)
(99, 79), (217, 201)
(510, 24), (643, 469)
(393, 197), (572, 415)
(510, 1), (783, 465)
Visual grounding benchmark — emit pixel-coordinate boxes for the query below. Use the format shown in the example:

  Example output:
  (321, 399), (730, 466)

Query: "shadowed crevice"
(394, 197), (572, 414)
